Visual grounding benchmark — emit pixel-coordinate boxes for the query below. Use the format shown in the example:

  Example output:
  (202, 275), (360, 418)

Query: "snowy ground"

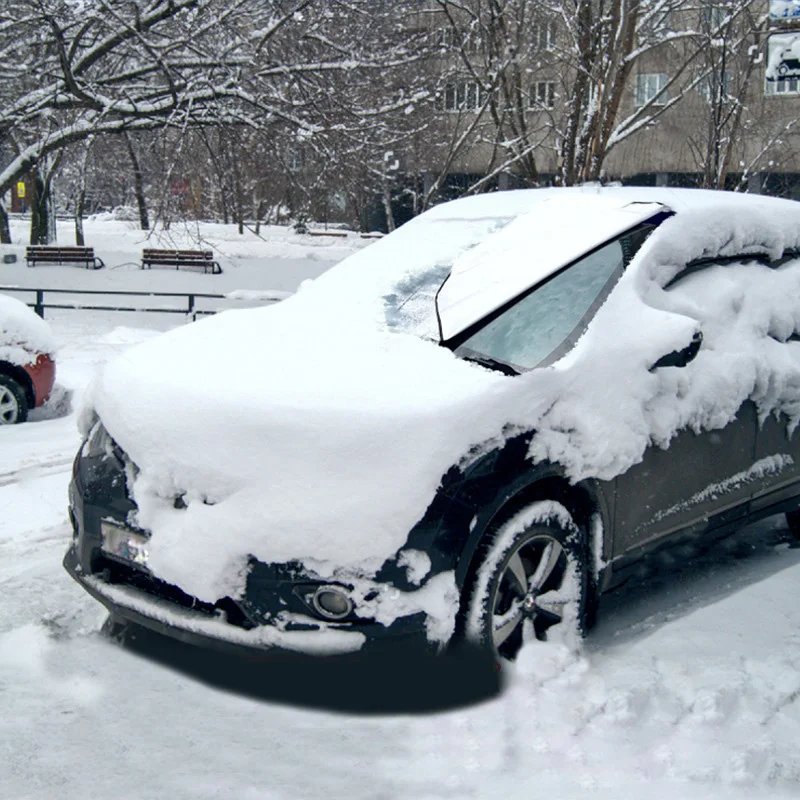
(2, 218), (800, 799)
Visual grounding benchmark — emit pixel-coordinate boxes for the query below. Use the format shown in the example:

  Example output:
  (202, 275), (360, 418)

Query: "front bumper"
(63, 544), (373, 656)
(66, 451), (434, 656)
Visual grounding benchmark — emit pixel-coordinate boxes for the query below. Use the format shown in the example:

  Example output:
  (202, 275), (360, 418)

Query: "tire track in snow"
(0, 454), (74, 488)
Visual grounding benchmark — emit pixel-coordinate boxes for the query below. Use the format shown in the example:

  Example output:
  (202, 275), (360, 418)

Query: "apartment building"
(403, 0), (800, 205)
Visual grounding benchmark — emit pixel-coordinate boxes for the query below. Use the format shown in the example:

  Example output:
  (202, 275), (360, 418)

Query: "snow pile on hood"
(91, 307), (509, 600)
(0, 293), (57, 366)
(88, 189), (800, 605)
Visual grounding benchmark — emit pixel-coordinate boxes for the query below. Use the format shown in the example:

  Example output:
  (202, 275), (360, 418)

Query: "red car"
(0, 294), (56, 424)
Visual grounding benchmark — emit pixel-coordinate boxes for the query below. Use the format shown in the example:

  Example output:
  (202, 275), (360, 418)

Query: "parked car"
(64, 188), (800, 661)
(0, 294), (56, 424)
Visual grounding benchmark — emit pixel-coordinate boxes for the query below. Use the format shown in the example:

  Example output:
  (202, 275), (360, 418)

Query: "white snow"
(0, 292), (57, 365)
(397, 548), (432, 585)
(2, 216), (800, 798)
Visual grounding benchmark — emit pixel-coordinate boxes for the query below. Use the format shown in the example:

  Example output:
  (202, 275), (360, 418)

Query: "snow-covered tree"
(425, 0), (774, 191)
(0, 0), (424, 241)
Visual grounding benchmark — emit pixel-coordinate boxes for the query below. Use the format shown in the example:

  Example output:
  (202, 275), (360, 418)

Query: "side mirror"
(649, 331), (703, 372)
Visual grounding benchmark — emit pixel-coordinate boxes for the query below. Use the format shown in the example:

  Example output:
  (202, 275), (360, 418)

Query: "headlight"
(82, 421), (113, 459)
(312, 586), (354, 620)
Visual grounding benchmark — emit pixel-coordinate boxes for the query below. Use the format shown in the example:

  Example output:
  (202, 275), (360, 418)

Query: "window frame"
(635, 72), (669, 107)
(697, 70), (731, 101)
(766, 76), (800, 96)
(663, 248), (800, 291)
(531, 19), (557, 51)
(703, 4), (729, 30)
(439, 79), (487, 112)
(529, 80), (556, 109)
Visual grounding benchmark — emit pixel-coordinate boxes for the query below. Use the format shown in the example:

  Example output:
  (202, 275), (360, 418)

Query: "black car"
(64, 188), (800, 661)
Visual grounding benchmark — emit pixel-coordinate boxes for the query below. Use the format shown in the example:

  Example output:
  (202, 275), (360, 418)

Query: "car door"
(750, 410), (800, 513)
(612, 258), (761, 557)
(749, 251), (800, 513)
(612, 402), (757, 556)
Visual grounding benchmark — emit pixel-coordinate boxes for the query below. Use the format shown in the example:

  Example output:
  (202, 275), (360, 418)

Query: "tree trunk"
(74, 139), (93, 246)
(124, 133), (150, 230)
(382, 183), (396, 232)
(74, 188), (86, 246)
(29, 169), (49, 245)
(0, 201), (10, 244)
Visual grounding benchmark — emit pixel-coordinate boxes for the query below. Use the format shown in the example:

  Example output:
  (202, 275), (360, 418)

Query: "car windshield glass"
(454, 236), (632, 372)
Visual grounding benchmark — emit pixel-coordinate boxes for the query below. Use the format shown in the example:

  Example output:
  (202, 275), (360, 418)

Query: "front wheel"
(0, 374), (28, 424)
(465, 505), (589, 661)
(785, 509), (800, 542)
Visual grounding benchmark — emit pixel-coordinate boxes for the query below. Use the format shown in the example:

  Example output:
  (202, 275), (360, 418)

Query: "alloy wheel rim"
(0, 386), (19, 424)
(490, 533), (569, 656)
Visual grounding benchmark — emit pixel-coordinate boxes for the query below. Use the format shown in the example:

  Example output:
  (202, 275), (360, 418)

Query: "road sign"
(771, 1), (800, 19)
(766, 31), (800, 83)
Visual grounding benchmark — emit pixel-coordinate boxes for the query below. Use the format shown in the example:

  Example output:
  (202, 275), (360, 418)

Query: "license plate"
(101, 520), (149, 566)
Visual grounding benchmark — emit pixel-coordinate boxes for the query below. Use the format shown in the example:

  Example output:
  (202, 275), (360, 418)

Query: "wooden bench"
(306, 229), (349, 238)
(141, 249), (222, 275)
(26, 246), (105, 269)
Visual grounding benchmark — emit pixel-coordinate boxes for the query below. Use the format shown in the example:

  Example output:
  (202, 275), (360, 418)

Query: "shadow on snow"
(100, 514), (800, 714)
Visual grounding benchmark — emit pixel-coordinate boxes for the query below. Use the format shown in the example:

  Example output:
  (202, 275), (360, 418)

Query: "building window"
(531, 19), (556, 51)
(766, 76), (800, 95)
(439, 80), (486, 112)
(635, 73), (669, 107)
(703, 4), (729, 29)
(434, 27), (458, 49)
(434, 26), (482, 54)
(530, 81), (556, 109)
(287, 150), (303, 172)
(698, 71), (731, 101)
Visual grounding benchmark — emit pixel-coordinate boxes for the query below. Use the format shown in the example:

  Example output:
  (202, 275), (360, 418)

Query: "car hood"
(92, 298), (512, 601)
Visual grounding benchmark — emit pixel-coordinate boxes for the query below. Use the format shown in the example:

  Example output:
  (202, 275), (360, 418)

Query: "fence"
(0, 286), (234, 321)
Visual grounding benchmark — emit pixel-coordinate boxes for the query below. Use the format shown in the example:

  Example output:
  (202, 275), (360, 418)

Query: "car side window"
(456, 238), (626, 372)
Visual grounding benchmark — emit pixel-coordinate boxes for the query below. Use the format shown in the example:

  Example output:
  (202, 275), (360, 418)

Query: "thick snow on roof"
(0, 293), (56, 366)
(89, 188), (800, 605)
(437, 196), (665, 339)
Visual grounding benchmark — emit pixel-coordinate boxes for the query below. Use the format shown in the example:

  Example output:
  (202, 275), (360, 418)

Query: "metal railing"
(0, 286), (231, 321)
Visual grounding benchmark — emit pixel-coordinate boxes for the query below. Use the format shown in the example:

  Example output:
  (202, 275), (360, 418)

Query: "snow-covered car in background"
(64, 188), (800, 661)
(0, 294), (56, 424)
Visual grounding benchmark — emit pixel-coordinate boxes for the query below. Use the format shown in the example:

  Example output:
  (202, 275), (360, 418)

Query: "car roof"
(424, 187), (798, 340)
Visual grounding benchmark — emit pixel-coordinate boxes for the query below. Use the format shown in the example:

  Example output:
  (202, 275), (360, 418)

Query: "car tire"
(0, 374), (28, 424)
(785, 509), (800, 541)
(464, 506), (589, 661)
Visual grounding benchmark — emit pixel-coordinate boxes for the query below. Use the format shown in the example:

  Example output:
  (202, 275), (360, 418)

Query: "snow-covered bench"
(26, 246), (105, 269)
(141, 249), (222, 275)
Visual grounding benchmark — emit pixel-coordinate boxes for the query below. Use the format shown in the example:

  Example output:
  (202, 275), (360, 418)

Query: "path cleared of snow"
(1, 221), (800, 799)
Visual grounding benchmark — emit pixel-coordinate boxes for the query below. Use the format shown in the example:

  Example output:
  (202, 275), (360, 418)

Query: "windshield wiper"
(460, 354), (520, 376)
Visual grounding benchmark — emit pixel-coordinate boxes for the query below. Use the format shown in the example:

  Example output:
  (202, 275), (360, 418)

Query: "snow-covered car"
(64, 187), (800, 661)
(0, 294), (56, 424)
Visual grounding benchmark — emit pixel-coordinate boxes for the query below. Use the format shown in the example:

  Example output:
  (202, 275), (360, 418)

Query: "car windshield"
(452, 224), (657, 372)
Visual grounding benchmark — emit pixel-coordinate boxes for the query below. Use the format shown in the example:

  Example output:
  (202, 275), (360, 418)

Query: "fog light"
(312, 586), (353, 620)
